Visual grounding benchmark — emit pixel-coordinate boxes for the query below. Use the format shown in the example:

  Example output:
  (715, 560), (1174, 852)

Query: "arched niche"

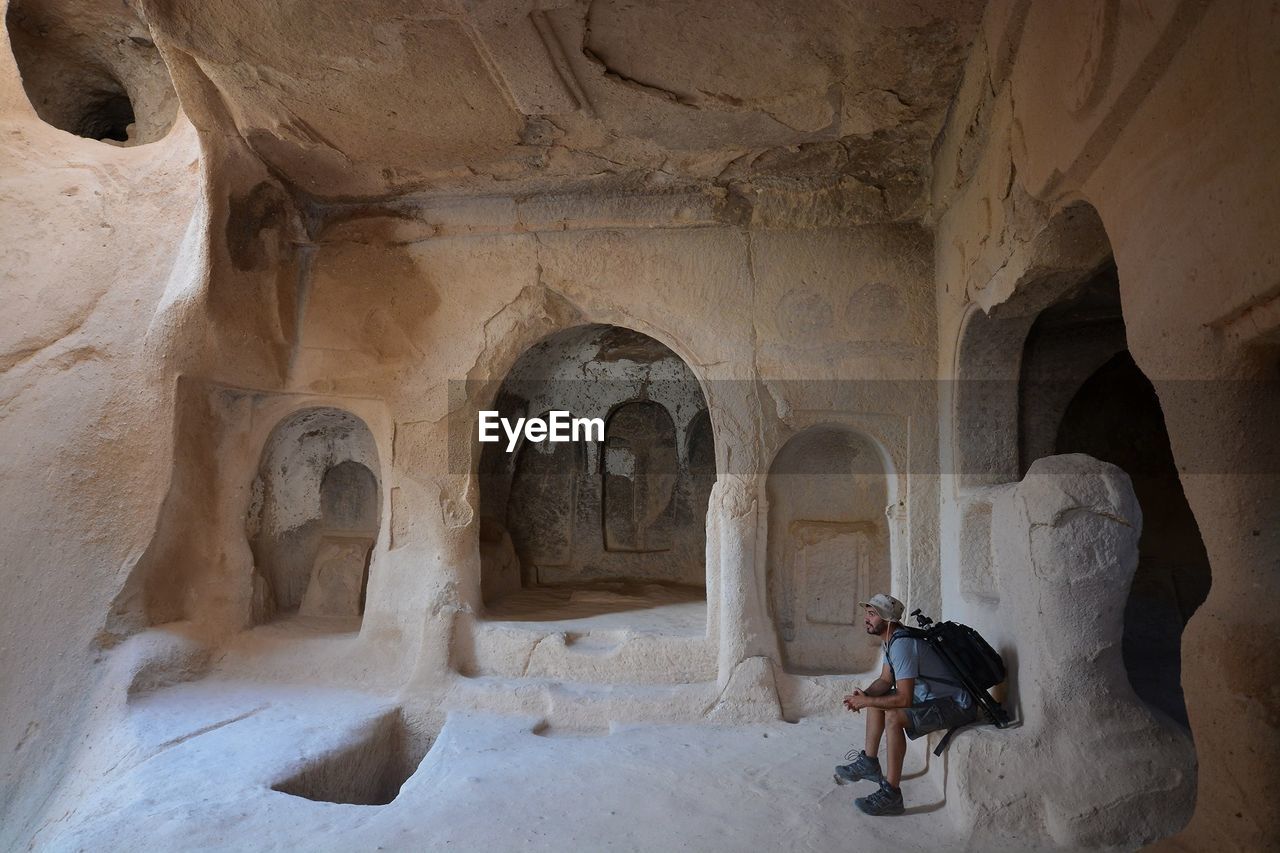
(950, 202), (1115, 489)
(247, 407), (381, 627)
(478, 324), (714, 620)
(766, 425), (892, 675)
(951, 303), (1037, 489)
(506, 413), (584, 581)
(1017, 264), (1128, 475)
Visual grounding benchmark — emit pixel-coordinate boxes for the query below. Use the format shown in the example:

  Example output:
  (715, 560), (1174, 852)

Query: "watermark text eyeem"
(478, 410), (604, 452)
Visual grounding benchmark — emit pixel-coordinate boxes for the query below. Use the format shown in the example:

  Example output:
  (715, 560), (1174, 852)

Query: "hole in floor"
(271, 710), (432, 806)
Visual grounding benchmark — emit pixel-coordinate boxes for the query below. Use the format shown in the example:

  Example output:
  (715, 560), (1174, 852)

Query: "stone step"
(457, 619), (716, 685)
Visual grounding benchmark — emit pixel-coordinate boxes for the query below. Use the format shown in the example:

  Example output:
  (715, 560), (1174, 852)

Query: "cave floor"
(482, 581), (707, 635)
(27, 678), (1034, 853)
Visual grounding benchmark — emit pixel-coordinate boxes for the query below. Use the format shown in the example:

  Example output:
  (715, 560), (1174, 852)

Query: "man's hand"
(842, 689), (866, 713)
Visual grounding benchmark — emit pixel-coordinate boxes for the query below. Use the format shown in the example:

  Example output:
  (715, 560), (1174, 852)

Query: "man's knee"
(886, 709), (907, 729)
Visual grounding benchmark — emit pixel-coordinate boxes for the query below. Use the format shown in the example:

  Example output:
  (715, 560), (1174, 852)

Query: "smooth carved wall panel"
(792, 521), (873, 627)
(299, 535), (374, 620)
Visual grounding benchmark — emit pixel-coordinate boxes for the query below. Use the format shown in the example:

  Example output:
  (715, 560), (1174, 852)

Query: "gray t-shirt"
(885, 628), (971, 707)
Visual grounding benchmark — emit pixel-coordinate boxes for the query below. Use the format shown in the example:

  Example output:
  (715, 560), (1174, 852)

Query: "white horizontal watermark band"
(478, 410), (605, 452)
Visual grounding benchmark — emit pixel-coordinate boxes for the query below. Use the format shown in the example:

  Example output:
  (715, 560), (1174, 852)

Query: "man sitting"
(836, 593), (980, 816)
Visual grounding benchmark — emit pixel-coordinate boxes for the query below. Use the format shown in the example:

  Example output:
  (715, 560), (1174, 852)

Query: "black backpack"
(887, 609), (1012, 755)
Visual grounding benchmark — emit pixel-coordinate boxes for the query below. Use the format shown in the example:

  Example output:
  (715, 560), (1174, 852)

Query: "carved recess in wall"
(773, 518), (888, 674)
(766, 424), (895, 674)
(479, 325), (713, 592)
(602, 401), (677, 553)
(247, 407), (382, 625)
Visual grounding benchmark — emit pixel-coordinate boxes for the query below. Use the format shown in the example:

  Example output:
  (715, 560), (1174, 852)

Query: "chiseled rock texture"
(1, 0), (1278, 850)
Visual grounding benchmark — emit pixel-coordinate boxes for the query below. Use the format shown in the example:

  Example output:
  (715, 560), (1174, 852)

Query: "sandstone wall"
(3, 0), (1276, 847)
(0, 2), (311, 840)
(0, 49), (200, 851)
(0, 92), (943, 847)
(932, 1), (1280, 847)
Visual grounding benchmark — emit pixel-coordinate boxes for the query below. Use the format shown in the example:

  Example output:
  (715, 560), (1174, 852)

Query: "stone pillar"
(948, 454), (1194, 847)
(714, 473), (769, 687)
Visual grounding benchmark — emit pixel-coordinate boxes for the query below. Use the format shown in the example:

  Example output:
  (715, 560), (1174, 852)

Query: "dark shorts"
(903, 697), (981, 740)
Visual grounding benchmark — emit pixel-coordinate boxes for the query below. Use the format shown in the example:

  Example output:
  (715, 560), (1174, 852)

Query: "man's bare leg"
(835, 708), (886, 785)
(884, 709), (907, 788)
(864, 707), (885, 758)
(854, 710), (907, 815)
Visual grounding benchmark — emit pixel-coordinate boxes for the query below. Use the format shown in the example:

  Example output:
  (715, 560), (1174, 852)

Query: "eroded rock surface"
(2, 0), (1278, 850)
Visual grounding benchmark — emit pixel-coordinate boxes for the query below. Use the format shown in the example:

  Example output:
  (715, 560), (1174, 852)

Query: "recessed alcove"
(766, 425), (892, 675)
(477, 325), (715, 636)
(962, 257), (1213, 722)
(1049, 352), (1211, 727)
(247, 408), (381, 629)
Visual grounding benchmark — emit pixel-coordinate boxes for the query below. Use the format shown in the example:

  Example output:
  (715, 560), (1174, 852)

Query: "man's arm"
(854, 677), (914, 710)
(862, 662), (895, 697)
(844, 662), (898, 711)
(848, 632), (919, 710)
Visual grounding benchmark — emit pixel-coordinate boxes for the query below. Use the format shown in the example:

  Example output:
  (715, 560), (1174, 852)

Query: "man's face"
(864, 606), (886, 636)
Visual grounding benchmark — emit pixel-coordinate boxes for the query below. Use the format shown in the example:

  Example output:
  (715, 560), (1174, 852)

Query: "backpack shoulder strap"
(884, 627), (927, 681)
(885, 626), (923, 650)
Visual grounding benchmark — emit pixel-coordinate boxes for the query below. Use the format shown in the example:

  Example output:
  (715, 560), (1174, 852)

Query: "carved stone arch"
(950, 201), (1210, 732)
(477, 323), (715, 608)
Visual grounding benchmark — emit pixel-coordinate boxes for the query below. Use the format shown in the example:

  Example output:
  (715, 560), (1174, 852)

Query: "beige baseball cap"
(858, 593), (905, 622)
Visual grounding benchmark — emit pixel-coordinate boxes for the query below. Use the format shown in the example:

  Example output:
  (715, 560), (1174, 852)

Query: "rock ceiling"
(10, 0), (985, 215)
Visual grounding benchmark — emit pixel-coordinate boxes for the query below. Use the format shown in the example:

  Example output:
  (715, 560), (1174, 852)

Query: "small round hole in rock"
(76, 89), (136, 142)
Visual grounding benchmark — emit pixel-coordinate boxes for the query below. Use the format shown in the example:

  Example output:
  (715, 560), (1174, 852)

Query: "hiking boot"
(833, 750), (884, 786)
(855, 781), (905, 816)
